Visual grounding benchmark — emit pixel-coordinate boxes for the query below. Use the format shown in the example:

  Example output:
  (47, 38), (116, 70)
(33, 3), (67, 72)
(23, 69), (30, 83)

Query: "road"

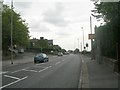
(1, 54), (82, 89)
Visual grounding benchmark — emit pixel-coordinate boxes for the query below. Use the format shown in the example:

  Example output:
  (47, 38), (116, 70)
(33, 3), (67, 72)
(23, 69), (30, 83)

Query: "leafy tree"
(53, 45), (61, 52)
(2, 5), (29, 55)
(36, 39), (48, 48)
(92, 2), (120, 59)
(74, 48), (80, 54)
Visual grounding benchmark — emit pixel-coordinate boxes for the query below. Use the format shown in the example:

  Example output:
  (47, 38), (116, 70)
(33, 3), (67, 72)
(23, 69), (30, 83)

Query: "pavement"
(80, 54), (119, 88)
(1, 52), (56, 67)
(2, 52), (35, 67)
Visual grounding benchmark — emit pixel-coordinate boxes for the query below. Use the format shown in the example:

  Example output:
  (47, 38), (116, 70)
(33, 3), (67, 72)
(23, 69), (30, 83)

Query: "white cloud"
(3, 0), (97, 50)
(29, 21), (51, 33)
(43, 2), (70, 27)
(55, 31), (72, 38)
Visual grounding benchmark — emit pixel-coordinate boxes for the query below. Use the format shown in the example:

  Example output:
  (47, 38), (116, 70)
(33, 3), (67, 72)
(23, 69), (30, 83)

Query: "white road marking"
(22, 69), (38, 72)
(78, 70), (83, 88)
(39, 66), (52, 72)
(11, 69), (23, 73)
(55, 62), (61, 65)
(39, 67), (48, 72)
(0, 76), (28, 89)
(81, 57), (84, 63)
(0, 71), (8, 75)
(36, 63), (45, 66)
(11, 67), (29, 73)
(4, 75), (20, 80)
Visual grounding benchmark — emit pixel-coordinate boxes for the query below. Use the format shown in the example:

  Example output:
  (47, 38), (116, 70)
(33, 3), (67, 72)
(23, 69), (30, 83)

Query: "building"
(29, 37), (53, 47)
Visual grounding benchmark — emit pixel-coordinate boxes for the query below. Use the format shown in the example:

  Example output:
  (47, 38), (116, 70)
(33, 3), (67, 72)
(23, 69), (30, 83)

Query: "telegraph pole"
(90, 16), (93, 59)
(11, 0), (13, 64)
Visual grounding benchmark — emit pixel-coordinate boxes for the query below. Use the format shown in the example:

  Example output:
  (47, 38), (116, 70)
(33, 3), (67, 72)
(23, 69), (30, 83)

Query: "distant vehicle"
(58, 52), (63, 56)
(81, 50), (87, 54)
(34, 53), (49, 63)
(18, 48), (24, 53)
(64, 51), (70, 55)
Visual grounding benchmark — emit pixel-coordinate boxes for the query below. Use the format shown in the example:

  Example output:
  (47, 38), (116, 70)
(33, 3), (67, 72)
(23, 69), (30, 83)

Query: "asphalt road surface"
(1, 54), (82, 89)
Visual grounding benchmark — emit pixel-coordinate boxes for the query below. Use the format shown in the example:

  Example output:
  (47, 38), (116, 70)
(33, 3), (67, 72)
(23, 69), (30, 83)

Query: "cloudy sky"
(3, 0), (101, 51)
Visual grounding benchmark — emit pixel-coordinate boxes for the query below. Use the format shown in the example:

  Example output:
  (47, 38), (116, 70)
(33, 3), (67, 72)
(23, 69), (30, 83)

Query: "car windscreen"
(36, 54), (43, 57)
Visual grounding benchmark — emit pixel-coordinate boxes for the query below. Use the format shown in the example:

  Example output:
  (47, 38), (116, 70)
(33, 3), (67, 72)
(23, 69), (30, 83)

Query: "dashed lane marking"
(39, 66), (52, 72)
(55, 62), (61, 65)
(0, 76), (28, 89)
(22, 69), (38, 73)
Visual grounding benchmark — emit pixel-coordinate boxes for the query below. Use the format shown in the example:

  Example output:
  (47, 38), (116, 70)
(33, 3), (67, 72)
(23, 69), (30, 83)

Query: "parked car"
(58, 52), (63, 56)
(18, 48), (24, 53)
(34, 53), (49, 63)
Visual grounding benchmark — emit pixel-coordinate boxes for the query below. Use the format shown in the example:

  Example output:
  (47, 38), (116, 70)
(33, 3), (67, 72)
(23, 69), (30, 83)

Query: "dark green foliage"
(2, 5), (29, 55)
(74, 48), (80, 54)
(92, 2), (120, 59)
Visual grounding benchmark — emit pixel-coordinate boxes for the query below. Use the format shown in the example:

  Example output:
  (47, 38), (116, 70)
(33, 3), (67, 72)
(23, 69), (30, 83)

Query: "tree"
(74, 48), (80, 54)
(35, 39), (48, 49)
(2, 5), (29, 55)
(92, 1), (120, 59)
(53, 45), (61, 52)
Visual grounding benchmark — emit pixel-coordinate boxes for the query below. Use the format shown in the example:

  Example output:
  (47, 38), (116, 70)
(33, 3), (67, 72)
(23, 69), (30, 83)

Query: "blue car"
(34, 53), (49, 63)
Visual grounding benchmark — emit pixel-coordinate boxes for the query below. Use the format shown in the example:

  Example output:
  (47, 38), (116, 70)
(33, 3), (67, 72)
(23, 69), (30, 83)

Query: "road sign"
(88, 34), (95, 39)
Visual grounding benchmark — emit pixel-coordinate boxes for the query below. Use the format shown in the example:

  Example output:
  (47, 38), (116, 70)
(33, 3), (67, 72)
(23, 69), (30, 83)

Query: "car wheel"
(34, 61), (36, 63)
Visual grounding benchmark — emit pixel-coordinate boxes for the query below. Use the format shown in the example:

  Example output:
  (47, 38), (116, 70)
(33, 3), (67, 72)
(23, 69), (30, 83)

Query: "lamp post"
(0, 0), (3, 51)
(11, 0), (13, 64)
(81, 27), (84, 51)
(77, 38), (79, 49)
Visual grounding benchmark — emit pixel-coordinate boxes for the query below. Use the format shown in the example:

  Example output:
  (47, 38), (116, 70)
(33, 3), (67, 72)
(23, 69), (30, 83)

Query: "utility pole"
(90, 16), (93, 59)
(0, 0), (3, 51)
(11, 0), (13, 64)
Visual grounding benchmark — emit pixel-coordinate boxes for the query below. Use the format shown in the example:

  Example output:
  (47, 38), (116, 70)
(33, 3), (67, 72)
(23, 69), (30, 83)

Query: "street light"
(11, 0), (13, 64)
(77, 38), (79, 49)
(81, 27), (84, 51)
